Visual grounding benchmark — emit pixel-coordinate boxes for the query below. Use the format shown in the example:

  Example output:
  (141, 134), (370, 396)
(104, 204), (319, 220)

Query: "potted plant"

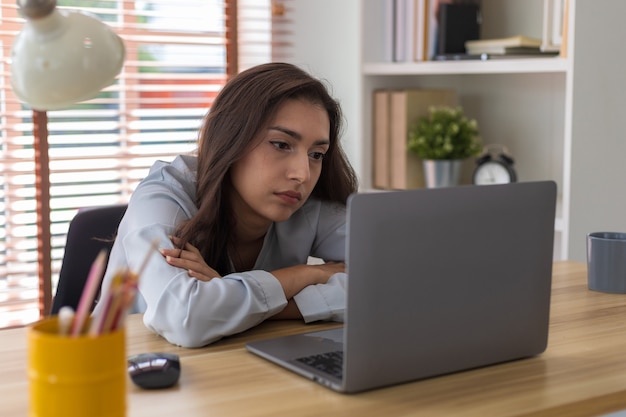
(408, 106), (481, 188)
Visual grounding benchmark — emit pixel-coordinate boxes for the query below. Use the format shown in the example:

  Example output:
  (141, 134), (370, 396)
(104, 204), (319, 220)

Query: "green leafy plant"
(408, 106), (481, 160)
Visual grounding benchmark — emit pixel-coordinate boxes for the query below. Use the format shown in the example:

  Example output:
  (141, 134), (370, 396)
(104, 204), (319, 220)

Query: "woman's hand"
(161, 236), (222, 282)
(272, 262), (345, 300)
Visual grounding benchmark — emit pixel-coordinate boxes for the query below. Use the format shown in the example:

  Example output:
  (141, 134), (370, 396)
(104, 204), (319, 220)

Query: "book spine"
(415, 0), (426, 61)
(373, 90), (391, 189)
(389, 91), (414, 189)
(425, 0), (438, 61)
(560, 0), (570, 57)
(394, 0), (417, 62)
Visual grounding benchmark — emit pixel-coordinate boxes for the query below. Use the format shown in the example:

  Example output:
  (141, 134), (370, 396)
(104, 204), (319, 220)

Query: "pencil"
(88, 271), (123, 337)
(99, 277), (125, 334)
(70, 249), (107, 337)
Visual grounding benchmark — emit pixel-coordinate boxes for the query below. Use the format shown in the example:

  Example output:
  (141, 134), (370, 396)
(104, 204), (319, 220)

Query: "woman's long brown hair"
(175, 62), (358, 274)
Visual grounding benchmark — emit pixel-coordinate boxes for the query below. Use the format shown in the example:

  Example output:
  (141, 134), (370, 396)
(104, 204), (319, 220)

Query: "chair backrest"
(50, 204), (128, 315)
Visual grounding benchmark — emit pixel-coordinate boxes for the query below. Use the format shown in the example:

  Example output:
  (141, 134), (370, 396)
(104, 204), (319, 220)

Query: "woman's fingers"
(181, 239), (203, 256)
(161, 236), (201, 261)
(160, 246), (198, 261)
(160, 238), (222, 281)
(186, 269), (219, 282)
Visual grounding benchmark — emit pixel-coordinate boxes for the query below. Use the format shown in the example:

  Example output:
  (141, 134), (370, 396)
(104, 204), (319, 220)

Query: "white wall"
(567, 0), (626, 261)
(285, 0), (363, 182)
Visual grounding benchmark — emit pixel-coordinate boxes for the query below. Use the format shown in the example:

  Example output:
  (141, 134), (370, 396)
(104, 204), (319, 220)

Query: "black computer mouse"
(127, 352), (181, 389)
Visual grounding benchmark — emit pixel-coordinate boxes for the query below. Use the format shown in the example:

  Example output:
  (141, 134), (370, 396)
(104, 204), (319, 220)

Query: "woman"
(95, 62), (358, 347)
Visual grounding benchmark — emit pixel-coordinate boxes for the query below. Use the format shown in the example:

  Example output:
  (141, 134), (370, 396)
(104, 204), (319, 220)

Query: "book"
(425, 0), (438, 60)
(465, 35), (543, 55)
(434, 52), (558, 61)
(466, 45), (547, 55)
(394, 0), (414, 62)
(413, 0), (427, 62)
(388, 89), (458, 190)
(372, 90), (392, 189)
(560, 0), (570, 58)
(466, 35), (542, 49)
(436, 3), (480, 55)
(424, 0), (482, 60)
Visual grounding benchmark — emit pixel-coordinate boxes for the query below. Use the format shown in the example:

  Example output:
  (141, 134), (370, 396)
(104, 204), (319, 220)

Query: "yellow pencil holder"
(27, 316), (126, 417)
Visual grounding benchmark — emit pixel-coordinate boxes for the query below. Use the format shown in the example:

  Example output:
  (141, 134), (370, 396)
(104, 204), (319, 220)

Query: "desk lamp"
(10, 0), (126, 315)
(11, 0), (126, 110)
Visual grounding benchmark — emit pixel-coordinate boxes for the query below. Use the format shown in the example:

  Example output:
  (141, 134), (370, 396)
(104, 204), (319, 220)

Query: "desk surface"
(3, 261), (626, 417)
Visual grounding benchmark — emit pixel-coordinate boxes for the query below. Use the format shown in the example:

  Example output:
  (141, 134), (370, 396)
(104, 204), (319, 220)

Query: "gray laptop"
(246, 181), (557, 393)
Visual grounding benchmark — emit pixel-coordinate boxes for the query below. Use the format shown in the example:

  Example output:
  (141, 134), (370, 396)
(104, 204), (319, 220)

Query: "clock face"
(473, 161), (514, 185)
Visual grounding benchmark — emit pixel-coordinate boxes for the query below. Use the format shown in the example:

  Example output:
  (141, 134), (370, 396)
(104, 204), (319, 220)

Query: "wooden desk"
(3, 261), (626, 417)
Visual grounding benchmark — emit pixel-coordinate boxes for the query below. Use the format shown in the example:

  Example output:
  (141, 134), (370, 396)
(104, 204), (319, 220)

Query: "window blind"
(0, 0), (280, 328)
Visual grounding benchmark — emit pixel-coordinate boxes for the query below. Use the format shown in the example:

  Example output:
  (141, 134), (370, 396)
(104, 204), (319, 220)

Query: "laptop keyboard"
(296, 350), (344, 379)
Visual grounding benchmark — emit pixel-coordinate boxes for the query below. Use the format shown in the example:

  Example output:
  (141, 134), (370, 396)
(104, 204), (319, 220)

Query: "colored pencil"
(70, 249), (107, 337)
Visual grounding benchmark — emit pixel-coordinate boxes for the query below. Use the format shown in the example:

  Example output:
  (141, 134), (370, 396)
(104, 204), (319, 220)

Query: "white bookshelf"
(287, 0), (626, 262)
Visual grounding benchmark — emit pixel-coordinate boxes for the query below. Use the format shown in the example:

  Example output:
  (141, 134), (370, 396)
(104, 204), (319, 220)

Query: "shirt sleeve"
(293, 272), (347, 323)
(292, 201), (349, 323)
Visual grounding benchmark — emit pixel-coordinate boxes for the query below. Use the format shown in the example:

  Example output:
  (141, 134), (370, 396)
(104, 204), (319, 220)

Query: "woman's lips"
(276, 190), (302, 205)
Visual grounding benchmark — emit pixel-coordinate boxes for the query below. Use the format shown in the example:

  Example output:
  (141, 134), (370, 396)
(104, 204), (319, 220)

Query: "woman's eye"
(310, 152), (326, 161)
(270, 141), (291, 151)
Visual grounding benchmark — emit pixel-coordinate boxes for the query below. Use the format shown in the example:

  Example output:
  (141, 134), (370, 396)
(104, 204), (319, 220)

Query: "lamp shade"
(11, 3), (125, 111)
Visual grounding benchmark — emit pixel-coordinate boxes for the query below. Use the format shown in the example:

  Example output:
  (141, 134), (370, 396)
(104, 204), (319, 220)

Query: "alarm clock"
(472, 145), (517, 185)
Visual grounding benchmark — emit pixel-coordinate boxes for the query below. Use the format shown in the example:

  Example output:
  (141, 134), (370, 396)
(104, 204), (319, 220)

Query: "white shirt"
(94, 155), (347, 347)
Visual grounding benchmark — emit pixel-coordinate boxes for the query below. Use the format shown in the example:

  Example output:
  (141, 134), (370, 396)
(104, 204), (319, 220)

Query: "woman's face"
(229, 98), (330, 232)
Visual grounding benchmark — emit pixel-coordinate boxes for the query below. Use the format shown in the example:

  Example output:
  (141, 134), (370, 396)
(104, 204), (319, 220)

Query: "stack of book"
(372, 88), (458, 190)
(464, 35), (558, 58)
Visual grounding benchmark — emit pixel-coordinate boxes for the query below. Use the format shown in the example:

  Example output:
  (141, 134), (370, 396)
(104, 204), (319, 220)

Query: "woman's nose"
(288, 153), (311, 183)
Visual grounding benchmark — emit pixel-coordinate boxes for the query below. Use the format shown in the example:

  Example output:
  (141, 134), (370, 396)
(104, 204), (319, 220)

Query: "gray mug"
(587, 232), (626, 293)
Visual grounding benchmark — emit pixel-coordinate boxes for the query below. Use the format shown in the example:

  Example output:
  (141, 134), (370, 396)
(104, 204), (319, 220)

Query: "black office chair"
(50, 204), (128, 315)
